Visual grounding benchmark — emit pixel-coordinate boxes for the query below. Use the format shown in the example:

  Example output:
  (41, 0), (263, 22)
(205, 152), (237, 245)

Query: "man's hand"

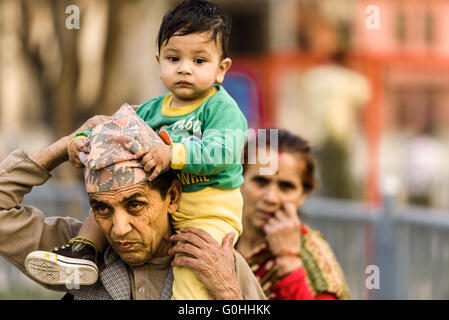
(169, 227), (243, 300)
(72, 115), (112, 138)
(30, 114), (111, 172)
(264, 202), (304, 275)
(135, 143), (172, 181)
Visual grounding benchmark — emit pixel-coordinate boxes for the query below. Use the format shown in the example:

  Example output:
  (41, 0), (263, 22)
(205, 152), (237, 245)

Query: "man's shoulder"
(234, 250), (267, 300)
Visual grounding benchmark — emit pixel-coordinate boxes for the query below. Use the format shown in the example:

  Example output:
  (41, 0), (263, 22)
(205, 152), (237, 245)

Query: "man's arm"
(0, 115), (110, 286)
(234, 251), (267, 300)
(0, 149), (82, 283)
(32, 114), (112, 171)
(29, 136), (71, 172)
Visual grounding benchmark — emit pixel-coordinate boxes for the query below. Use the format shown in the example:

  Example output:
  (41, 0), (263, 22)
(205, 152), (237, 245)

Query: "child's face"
(156, 32), (232, 106)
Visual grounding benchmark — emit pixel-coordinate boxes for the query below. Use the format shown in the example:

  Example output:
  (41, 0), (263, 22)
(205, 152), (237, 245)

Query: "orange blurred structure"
(226, 0), (449, 208)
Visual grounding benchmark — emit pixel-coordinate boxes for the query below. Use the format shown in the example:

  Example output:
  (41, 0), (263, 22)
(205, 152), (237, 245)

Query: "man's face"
(88, 182), (178, 266)
(156, 32), (232, 106)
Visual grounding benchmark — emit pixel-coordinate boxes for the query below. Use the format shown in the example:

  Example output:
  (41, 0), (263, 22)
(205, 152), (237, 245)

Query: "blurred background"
(1, 0), (449, 299)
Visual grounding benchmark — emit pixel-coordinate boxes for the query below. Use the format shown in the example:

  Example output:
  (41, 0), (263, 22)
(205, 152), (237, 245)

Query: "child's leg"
(172, 219), (240, 300)
(77, 211), (107, 251)
(170, 187), (243, 300)
(24, 211), (104, 286)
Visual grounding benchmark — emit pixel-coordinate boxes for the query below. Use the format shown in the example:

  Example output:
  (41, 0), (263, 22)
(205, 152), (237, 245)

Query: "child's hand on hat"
(68, 137), (89, 168)
(68, 113), (112, 168)
(135, 143), (172, 181)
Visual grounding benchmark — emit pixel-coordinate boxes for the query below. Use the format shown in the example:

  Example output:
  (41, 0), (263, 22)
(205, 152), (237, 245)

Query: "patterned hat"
(80, 104), (164, 193)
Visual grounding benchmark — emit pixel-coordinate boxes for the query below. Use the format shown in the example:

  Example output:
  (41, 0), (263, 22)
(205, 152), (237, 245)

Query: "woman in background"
(236, 129), (350, 300)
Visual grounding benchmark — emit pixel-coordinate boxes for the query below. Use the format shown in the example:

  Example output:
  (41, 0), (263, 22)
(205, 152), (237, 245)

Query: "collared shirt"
(130, 256), (171, 300)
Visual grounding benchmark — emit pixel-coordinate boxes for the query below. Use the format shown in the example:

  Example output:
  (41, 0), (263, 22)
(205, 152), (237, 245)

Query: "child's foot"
(25, 237), (99, 286)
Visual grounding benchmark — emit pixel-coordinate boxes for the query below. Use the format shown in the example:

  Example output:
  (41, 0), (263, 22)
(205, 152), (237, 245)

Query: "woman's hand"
(264, 202), (304, 275)
(169, 227), (243, 300)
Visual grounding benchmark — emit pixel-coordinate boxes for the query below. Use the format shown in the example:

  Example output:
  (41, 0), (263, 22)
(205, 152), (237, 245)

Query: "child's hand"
(135, 143), (172, 181)
(69, 114), (112, 168)
(68, 137), (89, 168)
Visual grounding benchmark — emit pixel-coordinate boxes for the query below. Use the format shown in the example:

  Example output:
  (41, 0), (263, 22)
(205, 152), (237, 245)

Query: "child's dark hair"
(157, 0), (231, 59)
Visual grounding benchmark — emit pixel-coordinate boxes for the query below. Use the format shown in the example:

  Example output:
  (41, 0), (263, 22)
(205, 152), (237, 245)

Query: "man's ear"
(216, 57), (232, 84)
(166, 179), (182, 214)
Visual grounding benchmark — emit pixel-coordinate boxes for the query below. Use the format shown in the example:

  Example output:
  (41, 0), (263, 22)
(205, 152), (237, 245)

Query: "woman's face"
(241, 150), (308, 231)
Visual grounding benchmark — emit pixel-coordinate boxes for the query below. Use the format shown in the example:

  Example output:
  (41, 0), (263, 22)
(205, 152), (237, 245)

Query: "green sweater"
(78, 85), (248, 192)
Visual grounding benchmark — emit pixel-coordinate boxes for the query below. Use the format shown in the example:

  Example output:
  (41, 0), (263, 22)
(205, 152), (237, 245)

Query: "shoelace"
(53, 243), (70, 251)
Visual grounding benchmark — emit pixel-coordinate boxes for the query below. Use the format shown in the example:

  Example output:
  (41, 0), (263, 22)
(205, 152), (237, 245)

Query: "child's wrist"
(67, 135), (87, 155)
(170, 143), (187, 170)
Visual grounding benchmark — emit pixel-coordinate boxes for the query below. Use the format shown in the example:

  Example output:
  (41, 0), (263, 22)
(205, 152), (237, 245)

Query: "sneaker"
(25, 237), (99, 286)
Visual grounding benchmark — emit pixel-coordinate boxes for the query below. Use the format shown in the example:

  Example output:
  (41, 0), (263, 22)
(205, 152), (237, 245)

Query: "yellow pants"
(170, 187), (243, 300)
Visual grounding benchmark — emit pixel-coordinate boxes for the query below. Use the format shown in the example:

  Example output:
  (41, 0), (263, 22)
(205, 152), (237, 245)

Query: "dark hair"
(157, 0), (231, 59)
(148, 170), (176, 199)
(242, 129), (317, 194)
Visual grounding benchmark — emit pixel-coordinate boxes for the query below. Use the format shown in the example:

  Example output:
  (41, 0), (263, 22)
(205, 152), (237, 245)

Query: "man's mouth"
(114, 241), (137, 251)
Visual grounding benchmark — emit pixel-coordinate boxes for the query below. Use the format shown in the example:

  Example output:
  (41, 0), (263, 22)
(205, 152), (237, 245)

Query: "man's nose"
(111, 209), (132, 238)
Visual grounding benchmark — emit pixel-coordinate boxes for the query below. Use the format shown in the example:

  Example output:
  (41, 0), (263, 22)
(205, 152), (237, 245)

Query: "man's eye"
(127, 201), (143, 212)
(194, 58), (206, 64)
(168, 56), (179, 62)
(92, 205), (111, 215)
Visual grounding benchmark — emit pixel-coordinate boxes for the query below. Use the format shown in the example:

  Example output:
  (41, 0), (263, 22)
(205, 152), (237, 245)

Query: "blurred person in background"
(299, 48), (370, 200)
(236, 129), (350, 300)
(284, 10), (371, 200)
(403, 132), (445, 207)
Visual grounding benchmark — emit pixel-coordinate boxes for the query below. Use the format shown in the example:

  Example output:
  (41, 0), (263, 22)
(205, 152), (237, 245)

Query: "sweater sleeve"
(0, 149), (83, 291)
(269, 268), (337, 300)
(173, 100), (248, 176)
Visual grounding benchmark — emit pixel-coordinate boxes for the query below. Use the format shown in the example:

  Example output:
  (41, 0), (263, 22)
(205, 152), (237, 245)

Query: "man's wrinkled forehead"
(88, 182), (155, 205)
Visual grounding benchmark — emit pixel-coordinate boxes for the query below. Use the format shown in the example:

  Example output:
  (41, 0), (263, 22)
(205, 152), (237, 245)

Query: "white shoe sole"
(25, 251), (99, 286)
